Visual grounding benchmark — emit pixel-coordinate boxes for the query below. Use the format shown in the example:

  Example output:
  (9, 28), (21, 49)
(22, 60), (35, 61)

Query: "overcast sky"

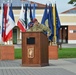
(29, 0), (74, 13)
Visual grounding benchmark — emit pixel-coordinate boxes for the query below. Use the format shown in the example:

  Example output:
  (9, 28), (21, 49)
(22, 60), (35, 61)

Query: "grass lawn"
(15, 48), (22, 59)
(58, 48), (76, 58)
(15, 48), (76, 59)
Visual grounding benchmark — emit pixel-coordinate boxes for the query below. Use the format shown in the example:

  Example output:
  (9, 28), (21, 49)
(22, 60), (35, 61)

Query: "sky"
(29, 0), (74, 13)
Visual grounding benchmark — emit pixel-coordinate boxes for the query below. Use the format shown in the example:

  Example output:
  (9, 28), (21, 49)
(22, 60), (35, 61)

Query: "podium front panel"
(22, 32), (49, 66)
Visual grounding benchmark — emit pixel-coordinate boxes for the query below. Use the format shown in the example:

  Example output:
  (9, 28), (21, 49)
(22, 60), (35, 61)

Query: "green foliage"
(68, 0), (76, 6)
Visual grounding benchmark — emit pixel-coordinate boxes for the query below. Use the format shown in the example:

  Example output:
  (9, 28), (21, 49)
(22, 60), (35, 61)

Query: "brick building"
(59, 7), (76, 44)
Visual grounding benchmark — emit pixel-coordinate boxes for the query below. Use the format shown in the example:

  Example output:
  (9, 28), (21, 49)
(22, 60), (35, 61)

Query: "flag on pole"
(33, 3), (35, 19)
(0, 3), (3, 43)
(2, 3), (9, 42)
(55, 4), (61, 42)
(25, 4), (28, 28)
(25, 4), (30, 29)
(41, 4), (48, 25)
(27, 10), (30, 29)
(48, 4), (54, 41)
(17, 4), (26, 32)
(5, 3), (15, 41)
(53, 4), (56, 43)
(29, 4), (33, 21)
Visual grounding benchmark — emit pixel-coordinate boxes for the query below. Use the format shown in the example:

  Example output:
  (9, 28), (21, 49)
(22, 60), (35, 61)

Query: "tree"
(68, 0), (76, 6)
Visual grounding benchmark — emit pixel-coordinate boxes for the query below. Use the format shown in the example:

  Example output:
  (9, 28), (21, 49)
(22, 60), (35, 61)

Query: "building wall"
(59, 14), (76, 44)
(13, 10), (20, 23)
(59, 14), (76, 26)
(68, 26), (76, 44)
(14, 9), (44, 24)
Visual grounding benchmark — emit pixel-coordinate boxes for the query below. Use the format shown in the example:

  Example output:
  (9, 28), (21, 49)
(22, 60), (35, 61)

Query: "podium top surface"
(23, 31), (42, 33)
(22, 31), (47, 37)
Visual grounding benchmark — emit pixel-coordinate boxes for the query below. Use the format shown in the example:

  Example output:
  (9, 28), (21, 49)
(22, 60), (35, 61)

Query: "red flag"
(2, 3), (9, 42)
(2, 3), (15, 42)
(17, 4), (26, 32)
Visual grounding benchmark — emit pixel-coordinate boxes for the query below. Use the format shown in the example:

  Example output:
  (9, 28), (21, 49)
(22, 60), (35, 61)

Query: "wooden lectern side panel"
(40, 33), (49, 65)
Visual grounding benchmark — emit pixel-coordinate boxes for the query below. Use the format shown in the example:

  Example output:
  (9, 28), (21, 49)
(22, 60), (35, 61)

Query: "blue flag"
(55, 4), (61, 42)
(9, 3), (15, 22)
(30, 4), (33, 21)
(25, 4), (28, 28)
(41, 4), (48, 25)
(48, 4), (54, 41)
(33, 3), (35, 19)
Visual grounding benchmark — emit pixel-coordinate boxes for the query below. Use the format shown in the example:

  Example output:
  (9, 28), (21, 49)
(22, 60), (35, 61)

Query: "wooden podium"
(22, 32), (49, 67)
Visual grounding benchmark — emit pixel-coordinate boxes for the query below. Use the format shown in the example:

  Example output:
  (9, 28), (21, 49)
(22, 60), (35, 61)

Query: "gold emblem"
(28, 47), (34, 58)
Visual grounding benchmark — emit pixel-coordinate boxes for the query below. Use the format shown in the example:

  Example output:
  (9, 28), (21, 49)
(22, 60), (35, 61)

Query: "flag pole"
(53, 3), (56, 44)
(0, 3), (3, 45)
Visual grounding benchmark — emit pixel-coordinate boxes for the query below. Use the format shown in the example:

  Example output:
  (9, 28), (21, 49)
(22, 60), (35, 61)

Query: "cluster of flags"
(0, 2), (36, 42)
(41, 4), (61, 43)
(1, 2), (15, 42)
(17, 3), (36, 32)
(0, 2), (60, 43)
(55, 4), (61, 42)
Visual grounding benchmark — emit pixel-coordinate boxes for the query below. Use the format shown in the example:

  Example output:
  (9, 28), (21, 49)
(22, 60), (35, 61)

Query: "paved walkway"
(0, 58), (76, 75)
(62, 44), (76, 48)
(14, 44), (76, 48)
